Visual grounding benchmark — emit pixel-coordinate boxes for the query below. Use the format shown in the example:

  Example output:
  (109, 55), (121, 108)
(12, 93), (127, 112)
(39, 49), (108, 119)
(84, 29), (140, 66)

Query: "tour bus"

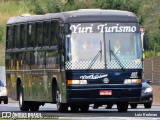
(5, 9), (143, 112)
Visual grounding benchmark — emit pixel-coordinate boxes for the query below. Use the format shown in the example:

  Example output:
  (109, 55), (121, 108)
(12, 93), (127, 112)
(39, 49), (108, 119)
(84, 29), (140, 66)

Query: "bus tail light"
(68, 80), (87, 85)
(124, 79), (142, 84)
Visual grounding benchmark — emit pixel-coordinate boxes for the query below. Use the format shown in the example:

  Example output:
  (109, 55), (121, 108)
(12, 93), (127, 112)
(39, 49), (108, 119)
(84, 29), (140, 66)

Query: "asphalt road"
(0, 102), (160, 120)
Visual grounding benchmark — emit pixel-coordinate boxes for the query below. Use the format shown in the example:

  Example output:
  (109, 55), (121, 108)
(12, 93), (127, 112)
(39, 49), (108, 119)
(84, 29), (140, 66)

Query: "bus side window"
(50, 20), (59, 46)
(14, 25), (20, 49)
(13, 53), (17, 70)
(46, 51), (59, 69)
(20, 24), (28, 48)
(7, 26), (13, 49)
(28, 24), (31, 47)
(39, 51), (45, 69)
(22, 52), (25, 70)
(23, 52), (31, 70)
(30, 51), (37, 69)
(5, 53), (11, 70)
(30, 51), (45, 69)
(36, 22), (43, 47)
(10, 53), (14, 70)
(17, 52), (23, 70)
(43, 21), (50, 47)
(28, 23), (35, 48)
(23, 52), (30, 70)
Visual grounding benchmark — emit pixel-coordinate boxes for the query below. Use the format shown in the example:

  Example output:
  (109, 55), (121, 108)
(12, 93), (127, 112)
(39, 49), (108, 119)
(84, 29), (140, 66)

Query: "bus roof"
(7, 9), (139, 25)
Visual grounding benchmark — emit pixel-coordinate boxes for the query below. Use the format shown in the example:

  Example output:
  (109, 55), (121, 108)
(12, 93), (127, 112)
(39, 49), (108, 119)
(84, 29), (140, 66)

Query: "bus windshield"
(65, 23), (142, 70)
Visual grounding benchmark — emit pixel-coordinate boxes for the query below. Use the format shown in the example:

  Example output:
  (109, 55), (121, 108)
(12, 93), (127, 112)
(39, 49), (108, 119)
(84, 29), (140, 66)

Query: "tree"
(0, 26), (3, 42)
(94, 0), (142, 15)
(28, 0), (96, 14)
(28, 0), (63, 14)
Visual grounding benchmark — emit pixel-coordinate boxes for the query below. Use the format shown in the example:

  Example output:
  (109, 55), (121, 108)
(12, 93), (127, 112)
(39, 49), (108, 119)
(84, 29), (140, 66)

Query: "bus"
(5, 9), (143, 112)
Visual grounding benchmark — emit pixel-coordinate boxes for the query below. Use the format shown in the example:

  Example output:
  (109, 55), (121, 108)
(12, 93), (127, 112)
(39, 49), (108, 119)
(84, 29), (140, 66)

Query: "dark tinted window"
(23, 52), (30, 70)
(36, 22), (43, 47)
(46, 50), (59, 69)
(31, 51), (45, 69)
(5, 53), (10, 70)
(50, 21), (59, 46)
(20, 24), (28, 48)
(28, 24), (31, 47)
(8, 53), (14, 70)
(12, 53), (17, 70)
(7, 26), (13, 49)
(17, 52), (23, 70)
(29, 23), (35, 47)
(43, 21), (51, 46)
(14, 25), (20, 48)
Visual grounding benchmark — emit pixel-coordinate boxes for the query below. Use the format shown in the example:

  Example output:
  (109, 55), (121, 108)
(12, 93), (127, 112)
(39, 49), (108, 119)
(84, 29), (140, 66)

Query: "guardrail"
(144, 58), (160, 84)
(143, 58), (160, 105)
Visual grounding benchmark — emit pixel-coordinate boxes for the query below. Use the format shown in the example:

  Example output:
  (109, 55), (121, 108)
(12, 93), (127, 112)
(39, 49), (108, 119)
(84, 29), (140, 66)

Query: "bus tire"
(70, 105), (79, 112)
(93, 104), (99, 109)
(130, 103), (137, 109)
(4, 99), (8, 104)
(56, 89), (68, 112)
(144, 103), (152, 108)
(19, 84), (29, 111)
(106, 103), (113, 109)
(117, 102), (128, 112)
(79, 104), (89, 112)
(30, 103), (39, 111)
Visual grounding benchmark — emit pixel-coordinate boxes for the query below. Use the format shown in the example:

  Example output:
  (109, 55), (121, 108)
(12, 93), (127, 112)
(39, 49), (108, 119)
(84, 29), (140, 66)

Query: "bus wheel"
(19, 85), (29, 111)
(144, 103), (152, 108)
(130, 103), (137, 109)
(93, 104), (99, 109)
(106, 103), (113, 109)
(56, 90), (68, 112)
(117, 102), (128, 112)
(79, 104), (89, 112)
(30, 104), (39, 111)
(70, 105), (79, 112)
(4, 99), (8, 104)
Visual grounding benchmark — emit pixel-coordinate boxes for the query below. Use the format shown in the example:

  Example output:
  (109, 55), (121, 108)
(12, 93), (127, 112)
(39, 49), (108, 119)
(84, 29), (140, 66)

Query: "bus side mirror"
(143, 34), (149, 50)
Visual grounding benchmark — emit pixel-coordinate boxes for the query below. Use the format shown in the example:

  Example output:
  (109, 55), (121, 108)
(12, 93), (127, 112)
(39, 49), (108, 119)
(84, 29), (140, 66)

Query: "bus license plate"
(100, 90), (112, 95)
